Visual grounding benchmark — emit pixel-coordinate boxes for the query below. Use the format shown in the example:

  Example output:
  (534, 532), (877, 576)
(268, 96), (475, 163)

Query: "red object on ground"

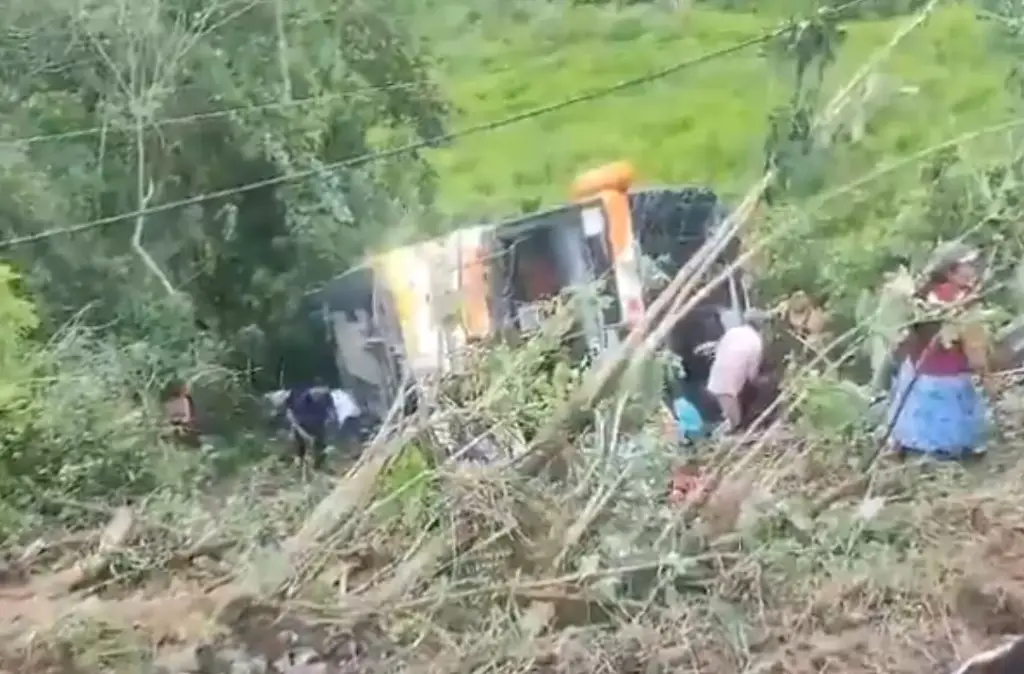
(668, 465), (707, 505)
(929, 281), (965, 304)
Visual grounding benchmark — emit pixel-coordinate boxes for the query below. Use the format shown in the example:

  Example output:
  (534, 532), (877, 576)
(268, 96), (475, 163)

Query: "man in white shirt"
(706, 310), (767, 431)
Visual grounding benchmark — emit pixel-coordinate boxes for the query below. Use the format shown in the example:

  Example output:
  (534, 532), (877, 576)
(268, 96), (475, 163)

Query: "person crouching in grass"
(163, 379), (200, 448)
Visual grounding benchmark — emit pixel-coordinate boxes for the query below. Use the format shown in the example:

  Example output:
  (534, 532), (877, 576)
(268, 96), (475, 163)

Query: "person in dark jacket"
(285, 378), (333, 469)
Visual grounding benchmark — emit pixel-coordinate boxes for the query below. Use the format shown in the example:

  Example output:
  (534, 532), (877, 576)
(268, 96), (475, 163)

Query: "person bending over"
(285, 378), (333, 469)
(706, 311), (768, 432)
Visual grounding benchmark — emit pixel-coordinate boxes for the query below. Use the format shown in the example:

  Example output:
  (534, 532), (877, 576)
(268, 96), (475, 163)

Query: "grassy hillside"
(427, 4), (1014, 216)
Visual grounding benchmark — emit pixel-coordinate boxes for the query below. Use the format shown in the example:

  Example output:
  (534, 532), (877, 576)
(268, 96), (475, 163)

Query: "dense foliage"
(2, 0), (1024, 534)
(0, 0), (447, 384)
(5, 4), (1024, 674)
(0, 0), (451, 533)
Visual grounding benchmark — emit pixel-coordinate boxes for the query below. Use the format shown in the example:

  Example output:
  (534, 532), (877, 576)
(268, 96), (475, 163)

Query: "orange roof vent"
(570, 161), (635, 200)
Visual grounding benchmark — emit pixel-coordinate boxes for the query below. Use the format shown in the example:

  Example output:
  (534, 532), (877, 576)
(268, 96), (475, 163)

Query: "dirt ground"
(1, 524), (1023, 674)
(5, 444), (1024, 674)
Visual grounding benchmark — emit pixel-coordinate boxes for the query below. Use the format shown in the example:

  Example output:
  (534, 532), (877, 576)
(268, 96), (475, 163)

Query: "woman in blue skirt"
(888, 245), (989, 459)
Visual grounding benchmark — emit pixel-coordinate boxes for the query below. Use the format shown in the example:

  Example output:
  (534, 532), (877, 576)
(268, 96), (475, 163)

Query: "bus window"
(509, 228), (562, 303)
(518, 253), (560, 301)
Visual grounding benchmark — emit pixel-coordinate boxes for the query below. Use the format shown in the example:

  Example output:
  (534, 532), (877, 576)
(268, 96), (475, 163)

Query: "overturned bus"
(313, 162), (750, 417)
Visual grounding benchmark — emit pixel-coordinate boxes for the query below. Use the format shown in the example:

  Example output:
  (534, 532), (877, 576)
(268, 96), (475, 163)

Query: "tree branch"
(132, 113), (176, 295)
(273, 0), (292, 103)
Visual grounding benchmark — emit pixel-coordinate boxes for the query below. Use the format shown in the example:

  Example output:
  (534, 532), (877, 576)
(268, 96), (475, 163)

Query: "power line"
(0, 79), (439, 147)
(0, 31), (785, 250)
(0, 49), (575, 148)
(0, 14), (578, 148)
(0, 0), (873, 251)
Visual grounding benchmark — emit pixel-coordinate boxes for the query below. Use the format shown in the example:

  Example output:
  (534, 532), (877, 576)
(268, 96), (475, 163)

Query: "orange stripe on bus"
(600, 189), (632, 257)
(462, 244), (490, 338)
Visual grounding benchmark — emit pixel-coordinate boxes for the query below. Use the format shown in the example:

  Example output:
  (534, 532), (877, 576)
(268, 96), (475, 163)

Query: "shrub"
(0, 284), (232, 538)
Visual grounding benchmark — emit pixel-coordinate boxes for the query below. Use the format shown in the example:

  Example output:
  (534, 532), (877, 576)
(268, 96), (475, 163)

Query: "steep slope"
(427, 4), (1013, 215)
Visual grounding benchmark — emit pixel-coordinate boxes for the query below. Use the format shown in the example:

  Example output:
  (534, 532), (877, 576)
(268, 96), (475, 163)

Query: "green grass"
(427, 4), (1015, 215)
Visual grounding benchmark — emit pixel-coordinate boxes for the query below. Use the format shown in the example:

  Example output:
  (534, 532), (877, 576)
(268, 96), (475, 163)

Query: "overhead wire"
(0, 1), (862, 250)
(0, 33), (783, 249)
(0, 79), (442, 147)
(0, 48), (576, 148)
(0, 6), (573, 148)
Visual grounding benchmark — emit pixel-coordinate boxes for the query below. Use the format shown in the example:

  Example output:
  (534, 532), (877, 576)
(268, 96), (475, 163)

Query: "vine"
(763, 6), (847, 203)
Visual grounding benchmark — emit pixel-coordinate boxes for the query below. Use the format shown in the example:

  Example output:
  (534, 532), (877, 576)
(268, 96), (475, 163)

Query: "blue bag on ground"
(673, 396), (707, 441)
